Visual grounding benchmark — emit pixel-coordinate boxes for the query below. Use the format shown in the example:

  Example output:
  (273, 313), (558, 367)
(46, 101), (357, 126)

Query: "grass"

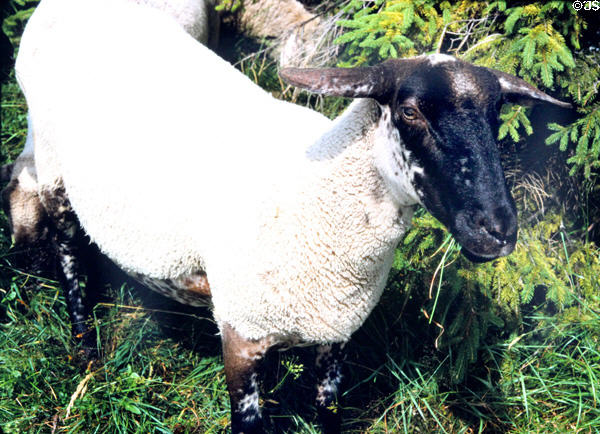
(2, 264), (599, 433)
(0, 273), (230, 433)
(0, 80), (27, 166)
(2, 26), (600, 434)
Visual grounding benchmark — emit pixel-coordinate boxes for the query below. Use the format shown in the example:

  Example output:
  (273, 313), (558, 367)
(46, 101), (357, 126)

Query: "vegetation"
(1, 0), (599, 432)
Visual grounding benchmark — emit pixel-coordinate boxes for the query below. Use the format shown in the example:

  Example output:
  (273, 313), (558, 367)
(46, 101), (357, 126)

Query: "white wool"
(6, 0), (338, 260)
(18, 0), (418, 343)
(209, 100), (415, 342)
(11, 115), (36, 192)
(5, 0), (219, 250)
(133, 0), (218, 46)
(7, 0), (333, 235)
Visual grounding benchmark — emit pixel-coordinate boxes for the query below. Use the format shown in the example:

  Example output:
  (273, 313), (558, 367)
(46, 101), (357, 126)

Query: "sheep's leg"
(315, 343), (345, 434)
(1, 178), (53, 276)
(40, 184), (97, 357)
(221, 323), (272, 434)
(56, 233), (89, 340)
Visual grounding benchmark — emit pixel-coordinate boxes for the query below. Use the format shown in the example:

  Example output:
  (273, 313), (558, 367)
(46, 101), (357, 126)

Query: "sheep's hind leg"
(315, 343), (345, 434)
(221, 323), (272, 434)
(40, 184), (97, 359)
(1, 177), (53, 276)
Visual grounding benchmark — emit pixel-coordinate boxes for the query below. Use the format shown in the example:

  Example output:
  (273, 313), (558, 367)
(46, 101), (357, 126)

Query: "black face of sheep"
(280, 55), (571, 263)
(389, 59), (517, 262)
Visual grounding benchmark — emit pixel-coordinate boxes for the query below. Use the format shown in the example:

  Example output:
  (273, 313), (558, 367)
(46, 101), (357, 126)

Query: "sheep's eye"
(401, 106), (418, 120)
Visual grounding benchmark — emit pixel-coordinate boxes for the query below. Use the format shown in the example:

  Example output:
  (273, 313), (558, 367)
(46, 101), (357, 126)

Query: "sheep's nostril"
(473, 214), (487, 229)
(486, 222), (507, 242)
(471, 208), (514, 244)
(488, 229), (508, 244)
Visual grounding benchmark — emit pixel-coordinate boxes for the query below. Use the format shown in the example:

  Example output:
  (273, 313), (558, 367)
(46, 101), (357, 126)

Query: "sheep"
(134, 0), (339, 67)
(1, 0), (216, 285)
(134, 0), (220, 47)
(15, 0), (570, 432)
(1, 0), (335, 276)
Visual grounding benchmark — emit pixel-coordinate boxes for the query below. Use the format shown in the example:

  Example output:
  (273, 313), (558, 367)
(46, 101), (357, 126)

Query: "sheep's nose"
(471, 205), (517, 245)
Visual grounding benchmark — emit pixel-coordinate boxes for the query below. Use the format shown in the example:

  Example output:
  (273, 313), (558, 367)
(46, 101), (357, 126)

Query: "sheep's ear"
(279, 65), (385, 98)
(489, 69), (572, 108)
(279, 59), (421, 100)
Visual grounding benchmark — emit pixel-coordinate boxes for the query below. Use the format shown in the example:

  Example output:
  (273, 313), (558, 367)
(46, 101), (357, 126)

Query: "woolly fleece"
(134, 0), (218, 46)
(17, 0), (418, 343)
(6, 0), (335, 251)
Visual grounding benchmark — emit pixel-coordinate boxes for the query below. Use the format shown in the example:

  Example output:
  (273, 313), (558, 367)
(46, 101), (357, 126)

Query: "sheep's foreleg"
(40, 184), (97, 358)
(315, 343), (345, 434)
(221, 323), (271, 434)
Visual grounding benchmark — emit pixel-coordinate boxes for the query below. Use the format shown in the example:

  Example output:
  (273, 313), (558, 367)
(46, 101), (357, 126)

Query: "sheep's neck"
(256, 106), (414, 342)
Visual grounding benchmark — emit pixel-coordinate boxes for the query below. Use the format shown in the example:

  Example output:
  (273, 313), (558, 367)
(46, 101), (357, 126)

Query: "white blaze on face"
(451, 70), (479, 97)
(426, 54), (478, 98)
(427, 53), (457, 66)
(372, 105), (423, 207)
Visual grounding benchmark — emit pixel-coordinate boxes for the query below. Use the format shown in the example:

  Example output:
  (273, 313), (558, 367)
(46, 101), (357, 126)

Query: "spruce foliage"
(335, 0), (599, 178)
(334, 0), (600, 388)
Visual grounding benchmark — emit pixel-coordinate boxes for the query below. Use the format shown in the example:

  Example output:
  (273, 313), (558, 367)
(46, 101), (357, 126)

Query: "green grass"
(0, 273), (230, 433)
(2, 261), (599, 432)
(1, 79), (28, 167)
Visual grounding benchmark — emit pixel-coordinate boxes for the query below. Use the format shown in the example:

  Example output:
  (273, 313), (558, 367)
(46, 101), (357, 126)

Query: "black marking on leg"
(234, 372), (261, 432)
(0, 162), (14, 183)
(222, 323), (272, 434)
(40, 183), (97, 358)
(315, 343), (345, 434)
(57, 240), (87, 334)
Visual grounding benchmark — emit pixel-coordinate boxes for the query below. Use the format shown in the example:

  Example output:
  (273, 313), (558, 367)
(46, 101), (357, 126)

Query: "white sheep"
(1, 0), (335, 273)
(134, 0), (220, 47)
(16, 0), (570, 432)
(3, 0), (221, 272)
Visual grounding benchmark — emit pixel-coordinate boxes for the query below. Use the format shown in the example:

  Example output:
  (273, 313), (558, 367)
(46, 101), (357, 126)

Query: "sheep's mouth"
(461, 247), (503, 263)
(444, 206), (518, 264)
(459, 240), (516, 263)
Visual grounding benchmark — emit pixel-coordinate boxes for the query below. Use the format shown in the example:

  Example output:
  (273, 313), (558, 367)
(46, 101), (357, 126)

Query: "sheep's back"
(17, 0), (331, 279)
